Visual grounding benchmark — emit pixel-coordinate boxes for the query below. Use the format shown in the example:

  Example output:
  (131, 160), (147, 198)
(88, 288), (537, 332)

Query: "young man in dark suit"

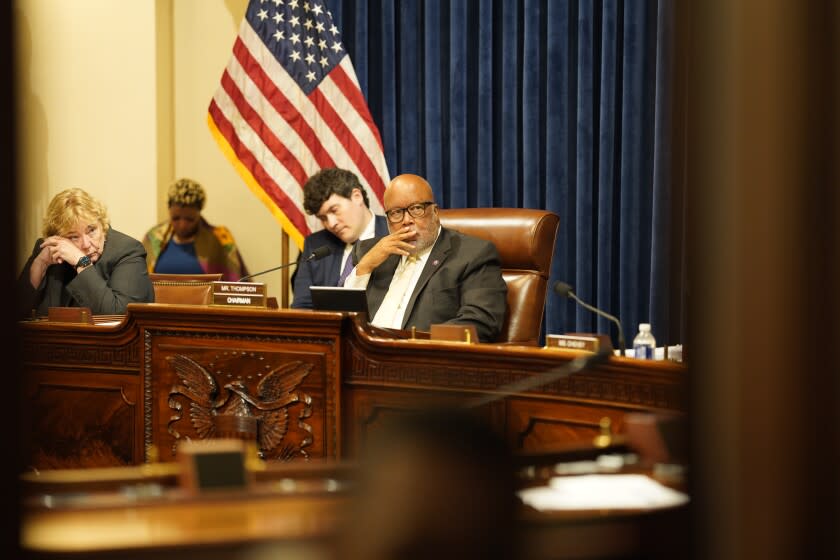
(345, 174), (507, 342)
(291, 168), (389, 309)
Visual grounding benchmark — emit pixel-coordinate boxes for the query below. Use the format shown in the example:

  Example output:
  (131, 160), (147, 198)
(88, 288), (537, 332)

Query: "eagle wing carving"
(168, 354), (220, 407)
(256, 361), (313, 407)
(258, 409), (290, 451)
(255, 361), (312, 453)
(167, 354), (225, 439)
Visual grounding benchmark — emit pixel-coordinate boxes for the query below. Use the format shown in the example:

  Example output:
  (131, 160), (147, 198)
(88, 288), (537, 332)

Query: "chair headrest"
(437, 208), (559, 275)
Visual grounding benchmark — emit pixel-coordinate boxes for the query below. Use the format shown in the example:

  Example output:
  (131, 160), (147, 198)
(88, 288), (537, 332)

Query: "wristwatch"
(75, 255), (92, 270)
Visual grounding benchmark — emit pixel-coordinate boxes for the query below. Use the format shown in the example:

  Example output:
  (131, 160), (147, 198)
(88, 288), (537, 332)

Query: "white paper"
(518, 474), (689, 511)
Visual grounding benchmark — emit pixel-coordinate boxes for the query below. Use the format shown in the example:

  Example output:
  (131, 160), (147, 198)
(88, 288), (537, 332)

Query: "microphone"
(238, 245), (332, 282)
(553, 281), (627, 356)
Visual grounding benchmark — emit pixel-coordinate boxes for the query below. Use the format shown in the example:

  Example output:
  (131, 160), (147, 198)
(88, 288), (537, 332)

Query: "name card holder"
(429, 323), (478, 344)
(545, 333), (613, 353)
(212, 281), (267, 308)
(177, 438), (253, 495)
(47, 306), (93, 324)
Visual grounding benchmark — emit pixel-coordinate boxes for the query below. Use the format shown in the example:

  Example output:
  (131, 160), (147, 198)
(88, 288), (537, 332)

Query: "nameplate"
(212, 281), (267, 307)
(177, 438), (252, 495)
(47, 306), (93, 324)
(430, 323), (478, 344)
(545, 333), (613, 353)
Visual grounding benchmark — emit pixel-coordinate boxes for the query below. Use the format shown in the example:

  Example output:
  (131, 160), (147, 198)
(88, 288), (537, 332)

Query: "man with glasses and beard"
(344, 174), (507, 343)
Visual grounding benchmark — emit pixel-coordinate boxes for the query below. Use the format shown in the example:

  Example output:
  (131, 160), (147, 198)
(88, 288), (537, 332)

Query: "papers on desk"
(518, 474), (689, 511)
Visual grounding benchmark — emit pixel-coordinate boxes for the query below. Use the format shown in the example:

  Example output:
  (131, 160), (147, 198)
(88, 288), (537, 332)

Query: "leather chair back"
(438, 208), (560, 345)
(149, 273), (223, 305)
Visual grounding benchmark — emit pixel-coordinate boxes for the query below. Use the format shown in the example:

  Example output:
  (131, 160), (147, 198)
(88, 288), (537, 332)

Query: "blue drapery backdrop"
(327, 0), (685, 348)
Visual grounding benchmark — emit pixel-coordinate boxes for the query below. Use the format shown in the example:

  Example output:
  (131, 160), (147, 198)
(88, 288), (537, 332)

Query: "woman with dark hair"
(143, 177), (248, 281)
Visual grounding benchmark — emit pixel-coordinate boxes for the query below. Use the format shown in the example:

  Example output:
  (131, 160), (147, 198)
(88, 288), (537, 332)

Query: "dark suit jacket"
(359, 227), (507, 343)
(17, 228), (155, 319)
(291, 214), (389, 309)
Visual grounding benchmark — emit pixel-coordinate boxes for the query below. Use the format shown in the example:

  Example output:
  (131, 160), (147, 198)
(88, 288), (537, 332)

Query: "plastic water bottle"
(633, 323), (656, 359)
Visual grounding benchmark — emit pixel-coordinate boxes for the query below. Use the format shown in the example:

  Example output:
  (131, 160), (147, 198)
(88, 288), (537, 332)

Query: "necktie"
(372, 255), (420, 329)
(337, 247), (355, 286)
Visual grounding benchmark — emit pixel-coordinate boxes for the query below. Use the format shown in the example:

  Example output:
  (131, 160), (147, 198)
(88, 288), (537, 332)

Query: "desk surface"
(23, 488), (343, 556)
(21, 461), (688, 560)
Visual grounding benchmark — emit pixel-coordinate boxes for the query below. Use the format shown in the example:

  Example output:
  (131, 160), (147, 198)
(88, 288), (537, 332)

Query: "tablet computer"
(310, 286), (369, 313)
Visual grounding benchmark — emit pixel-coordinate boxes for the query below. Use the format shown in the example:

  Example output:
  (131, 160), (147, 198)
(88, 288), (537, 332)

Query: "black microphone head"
(308, 245), (332, 261)
(553, 281), (574, 297)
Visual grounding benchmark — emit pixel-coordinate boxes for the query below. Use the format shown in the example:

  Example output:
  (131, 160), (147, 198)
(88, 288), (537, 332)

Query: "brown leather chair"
(438, 208), (560, 345)
(149, 273), (223, 305)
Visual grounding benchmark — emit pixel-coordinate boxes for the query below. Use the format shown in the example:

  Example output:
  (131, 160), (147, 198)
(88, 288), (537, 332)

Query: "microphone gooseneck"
(306, 245), (333, 261)
(237, 245), (333, 282)
(553, 281), (627, 356)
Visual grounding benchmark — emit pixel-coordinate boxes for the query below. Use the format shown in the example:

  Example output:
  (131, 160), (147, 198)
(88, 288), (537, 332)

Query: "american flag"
(208, 0), (389, 249)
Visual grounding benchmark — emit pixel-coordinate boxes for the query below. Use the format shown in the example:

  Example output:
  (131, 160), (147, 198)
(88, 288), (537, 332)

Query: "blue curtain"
(329, 0), (685, 347)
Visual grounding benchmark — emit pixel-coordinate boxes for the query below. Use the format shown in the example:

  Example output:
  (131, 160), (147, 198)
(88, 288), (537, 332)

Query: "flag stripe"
(232, 37), (335, 171)
(235, 23), (386, 213)
(208, 0), (390, 248)
(212, 84), (322, 238)
(309, 84), (387, 208)
(223, 46), (321, 184)
(208, 100), (311, 242)
(209, 97), (308, 230)
(316, 67), (384, 203)
(220, 70), (310, 188)
(330, 62), (386, 153)
(214, 50), (324, 237)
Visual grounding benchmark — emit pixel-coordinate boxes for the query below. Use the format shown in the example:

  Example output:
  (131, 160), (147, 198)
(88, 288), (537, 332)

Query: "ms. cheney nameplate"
(545, 333), (613, 353)
(212, 281), (267, 307)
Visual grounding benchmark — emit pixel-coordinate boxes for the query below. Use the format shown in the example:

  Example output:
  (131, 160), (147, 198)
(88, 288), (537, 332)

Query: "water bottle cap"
(639, 323), (651, 332)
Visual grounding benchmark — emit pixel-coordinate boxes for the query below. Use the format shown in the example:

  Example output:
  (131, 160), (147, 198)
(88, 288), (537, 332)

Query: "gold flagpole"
(280, 230), (290, 308)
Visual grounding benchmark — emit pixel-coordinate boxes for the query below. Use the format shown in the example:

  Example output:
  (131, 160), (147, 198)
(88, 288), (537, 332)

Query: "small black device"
(310, 286), (368, 313)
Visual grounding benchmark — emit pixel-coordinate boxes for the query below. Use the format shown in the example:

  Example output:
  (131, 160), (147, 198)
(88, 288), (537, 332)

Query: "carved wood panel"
(506, 398), (629, 452)
(22, 373), (139, 470)
(20, 309), (686, 470)
(341, 330), (686, 456)
(22, 342), (138, 369)
(145, 330), (339, 464)
(341, 387), (504, 458)
(343, 337), (685, 411)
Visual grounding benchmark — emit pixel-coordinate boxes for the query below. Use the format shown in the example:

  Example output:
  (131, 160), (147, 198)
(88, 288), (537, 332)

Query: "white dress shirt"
(340, 209), (378, 273)
(345, 227), (441, 328)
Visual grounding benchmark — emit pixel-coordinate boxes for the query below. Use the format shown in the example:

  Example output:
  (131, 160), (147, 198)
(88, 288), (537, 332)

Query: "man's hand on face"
(355, 226), (417, 275)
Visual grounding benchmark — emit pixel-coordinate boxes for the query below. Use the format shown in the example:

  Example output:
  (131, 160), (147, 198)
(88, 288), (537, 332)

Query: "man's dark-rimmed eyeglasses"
(385, 201), (436, 223)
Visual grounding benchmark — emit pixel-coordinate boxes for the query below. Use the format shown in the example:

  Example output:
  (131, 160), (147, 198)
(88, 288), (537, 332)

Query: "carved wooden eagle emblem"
(166, 354), (312, 456)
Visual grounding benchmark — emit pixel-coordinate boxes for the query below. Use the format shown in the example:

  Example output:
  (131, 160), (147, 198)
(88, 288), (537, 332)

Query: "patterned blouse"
(142, 218), (248, 282)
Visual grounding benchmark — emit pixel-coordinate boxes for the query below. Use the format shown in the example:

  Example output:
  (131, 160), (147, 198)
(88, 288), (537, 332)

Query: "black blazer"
(291, 214), (389, 309)
(359, 227), (507, 342)
(17, 228), (155, 318)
